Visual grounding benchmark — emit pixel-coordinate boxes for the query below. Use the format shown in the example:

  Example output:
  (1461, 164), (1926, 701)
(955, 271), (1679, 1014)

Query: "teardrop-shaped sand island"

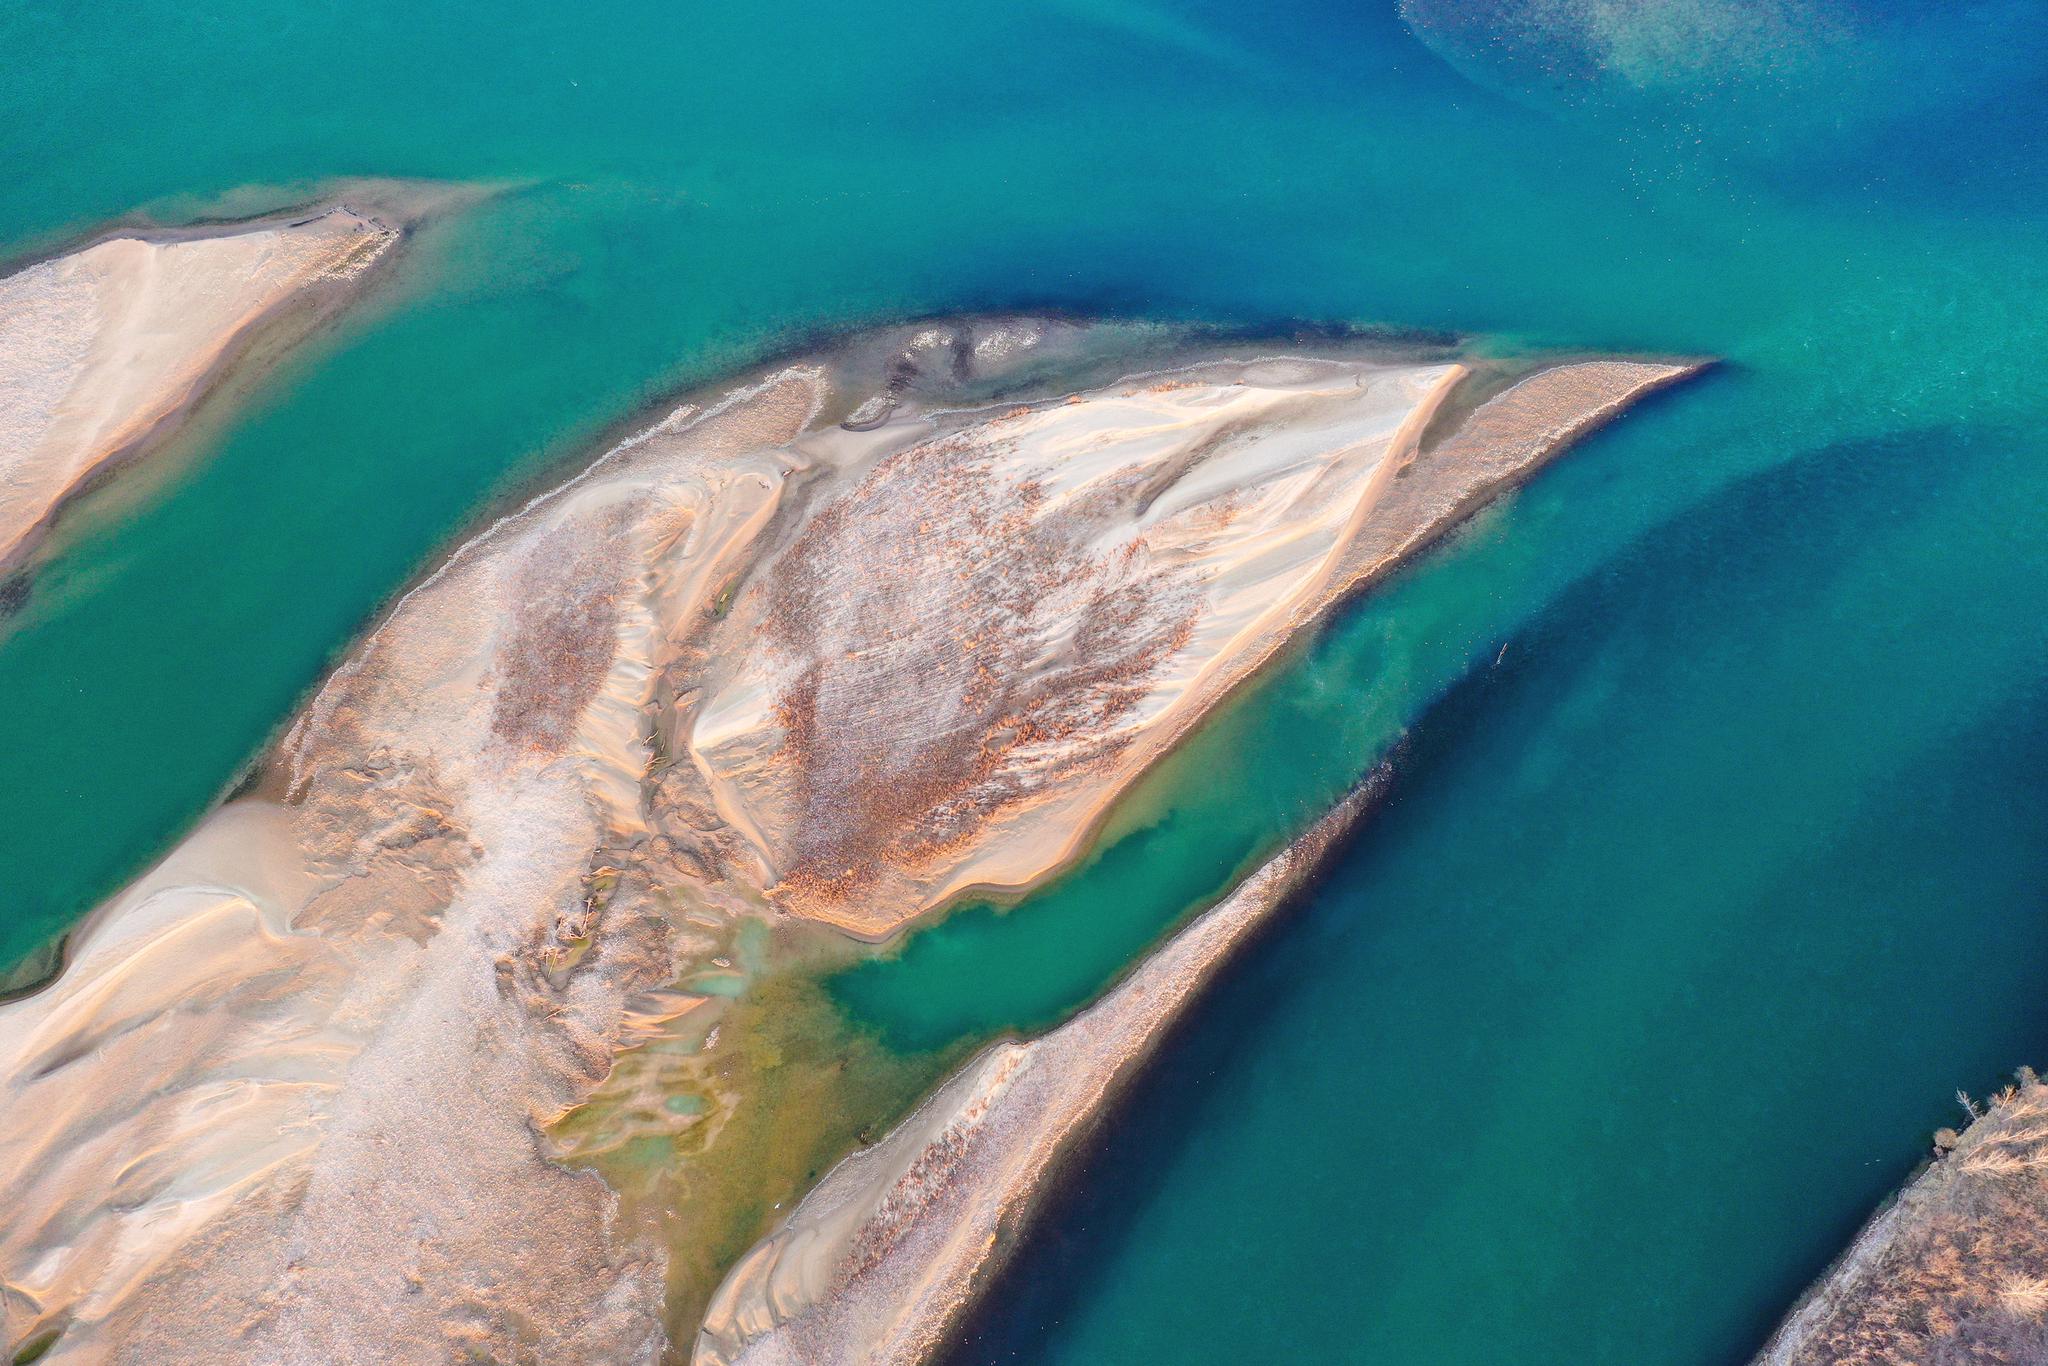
(0, 313), (1697, 1364)
(0, 202), (410, 577)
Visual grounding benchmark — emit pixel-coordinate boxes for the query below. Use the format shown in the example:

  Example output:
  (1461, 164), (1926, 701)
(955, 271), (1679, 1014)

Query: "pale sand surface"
(688, 352), (1693, 938)
(0, 317), (1694, 1363)
(690, 782), (1378, 1366)
(692, 353), (1463, 934)
(0, 207), (397, 570)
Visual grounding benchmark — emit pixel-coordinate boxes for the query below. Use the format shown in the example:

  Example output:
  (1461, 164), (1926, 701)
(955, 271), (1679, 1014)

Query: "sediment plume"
(692, 779), (1379, 1366)
(0, 314), (1696, 1364)
(0, 204), (402, 572)
(1757, 1070), (2048, 1366)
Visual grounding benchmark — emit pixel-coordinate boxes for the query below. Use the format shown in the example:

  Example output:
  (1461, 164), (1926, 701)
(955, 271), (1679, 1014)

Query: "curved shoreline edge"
(692, 774), (1385, 1366)
(0, 183), (453, 590)
(0, 207), (395, 573)
(0, 185), (480, 999)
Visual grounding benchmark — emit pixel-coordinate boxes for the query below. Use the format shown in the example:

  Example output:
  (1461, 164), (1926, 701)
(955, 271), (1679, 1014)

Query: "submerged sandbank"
(1757, 1070), (2048, 1365)
(0, 202), (403, 574)
(0, 316), (1695, 1363)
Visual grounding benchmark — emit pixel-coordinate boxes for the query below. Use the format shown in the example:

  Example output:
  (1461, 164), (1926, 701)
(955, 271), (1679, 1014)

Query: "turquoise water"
(4, 0), (2046, 1360)
(827, 383), (1710, 1051)
(948, 409), (2048, 1365)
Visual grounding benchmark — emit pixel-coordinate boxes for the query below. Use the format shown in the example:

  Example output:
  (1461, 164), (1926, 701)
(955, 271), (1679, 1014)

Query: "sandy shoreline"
(0, 196), (412, 577)
(0, 316), (1696, 1363)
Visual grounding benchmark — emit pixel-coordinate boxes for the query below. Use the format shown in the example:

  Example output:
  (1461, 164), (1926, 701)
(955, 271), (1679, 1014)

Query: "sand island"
(0, 311), (1695, 1364)
(0, 202), (403, 578)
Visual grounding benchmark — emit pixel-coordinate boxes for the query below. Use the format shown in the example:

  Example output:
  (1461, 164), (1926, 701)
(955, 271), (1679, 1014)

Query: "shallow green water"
(5, 0), (2046, 1361)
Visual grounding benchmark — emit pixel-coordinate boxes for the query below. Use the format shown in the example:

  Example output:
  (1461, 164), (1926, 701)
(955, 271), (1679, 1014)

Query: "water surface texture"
(4, 0), (2045, 1360)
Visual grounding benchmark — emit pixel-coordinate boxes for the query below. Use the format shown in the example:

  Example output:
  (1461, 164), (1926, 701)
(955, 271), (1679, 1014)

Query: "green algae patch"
(550, 928), (962, 1345)
(10, 1328), (61, 1365)
(682, 971), (746, 998)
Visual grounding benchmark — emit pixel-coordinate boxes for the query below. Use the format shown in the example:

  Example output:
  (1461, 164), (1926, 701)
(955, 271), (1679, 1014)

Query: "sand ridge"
(689, 356), (1464, 934)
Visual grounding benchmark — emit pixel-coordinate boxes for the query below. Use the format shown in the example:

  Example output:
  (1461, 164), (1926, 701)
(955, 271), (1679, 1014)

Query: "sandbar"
(0, 205), (400, 573)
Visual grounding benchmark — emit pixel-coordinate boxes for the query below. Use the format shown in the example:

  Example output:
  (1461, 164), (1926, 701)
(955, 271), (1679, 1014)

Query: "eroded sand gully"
(0, 316), (1694, 1363)
(0, 206), (401, 572)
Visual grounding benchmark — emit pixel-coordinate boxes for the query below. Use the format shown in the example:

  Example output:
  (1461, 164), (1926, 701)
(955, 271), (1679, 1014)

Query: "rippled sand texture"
(1758, 1071), (2048, 1366)
(0, 317), (1692, 1364)
(0, 208), (398, 571)
(692, 782), (1378, 1366)
(695, 354), (1461, 934)
(691, 353), (1694, 937)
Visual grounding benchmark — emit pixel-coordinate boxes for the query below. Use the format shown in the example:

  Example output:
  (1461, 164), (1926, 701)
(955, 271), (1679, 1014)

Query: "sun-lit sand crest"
(0, 313), (1695, 1363)
(0, 207), (400, 573)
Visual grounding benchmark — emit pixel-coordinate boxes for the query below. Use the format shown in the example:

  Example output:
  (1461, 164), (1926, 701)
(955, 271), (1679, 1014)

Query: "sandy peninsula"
(685, 344), (1695, 939)
(0, 315), (1695, 1364)
(1757, 1070), (2048, 1366)
(0, 205), (400, 573)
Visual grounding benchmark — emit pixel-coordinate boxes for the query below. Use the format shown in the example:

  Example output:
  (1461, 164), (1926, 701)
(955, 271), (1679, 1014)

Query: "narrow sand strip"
(692, 780), (1380, 1366)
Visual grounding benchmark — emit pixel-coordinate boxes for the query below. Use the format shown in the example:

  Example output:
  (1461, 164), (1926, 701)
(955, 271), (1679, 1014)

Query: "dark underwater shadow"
(939, 412), (2045, 1365)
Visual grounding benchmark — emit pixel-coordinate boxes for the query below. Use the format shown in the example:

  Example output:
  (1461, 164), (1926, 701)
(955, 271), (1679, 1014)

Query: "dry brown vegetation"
(1767, 1070), (2048, 1366)
(488, 508), (631, 752)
